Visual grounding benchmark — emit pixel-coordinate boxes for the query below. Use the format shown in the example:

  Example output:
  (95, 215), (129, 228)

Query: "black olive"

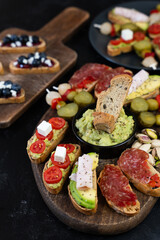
(19, 35), (29, 43)
(32, 59), (41, 67)
(28, 53), (34, 59)
(0, 89), (3, 97)
(10, 34), (19, 42)
(2, 88), (11, 98)
(3, 36), (11, 45)
(40, 52), (46, 59)
(4, 80), (13, 86)
(11, 83), (21, 93)
(18, 56), (27, 65)
(32, 35), (39, 43)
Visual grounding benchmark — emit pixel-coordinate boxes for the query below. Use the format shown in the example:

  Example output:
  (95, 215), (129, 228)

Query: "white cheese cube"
(15, 41), (22, 47)
(54, 146), (66, 163)
(11, 90), (17, 97)
(28, 57), (34, 65)
(22, 59), (28, 64)
(13, 61), (18, 66)
(26, 41), (33, 47)
(45, 59), (52, 67)
(37, 120), (52, 137)
(5, 84), (12, 89)
(11, 43), (16, 48)
(121, 29), (133, 41)
(29, 36), (33, 42)
(34, 52), (40, 59)
(41, 57), (45, 63)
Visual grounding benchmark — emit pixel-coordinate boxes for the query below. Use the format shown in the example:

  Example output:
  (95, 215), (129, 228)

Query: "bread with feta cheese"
(27, 121), (69, 164)
(0, 88), (25, 104)
(0, 37), (46, 54)
(42, 144), (81, 194)
(9, 56), (60, 74)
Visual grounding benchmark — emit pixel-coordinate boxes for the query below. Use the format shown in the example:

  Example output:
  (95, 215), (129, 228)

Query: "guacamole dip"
(75, 109), (134, 146)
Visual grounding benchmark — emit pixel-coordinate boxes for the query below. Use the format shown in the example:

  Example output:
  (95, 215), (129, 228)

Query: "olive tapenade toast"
(27, 117), (68, 164)
(43, 144), (81, 194)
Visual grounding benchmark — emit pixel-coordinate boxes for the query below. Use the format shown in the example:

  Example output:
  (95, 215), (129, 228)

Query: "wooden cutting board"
(31, 108), (158, 235)
(0, 7), (89, 128)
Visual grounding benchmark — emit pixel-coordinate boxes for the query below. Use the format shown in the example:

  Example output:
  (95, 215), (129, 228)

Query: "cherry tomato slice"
(36, 130), (53, 141)
(110, 38), (122, 45)
(58, 144), (75, 154)
(62, 88), (75, 101)
(30, 140), (45, 154)
(150, 9), (159, 14)
(49, 117), (65, 130)
(134, 32), (145, 41)
(44, 166), (62, 184)
(110, 24), (116, 37)
(51, 98), (63, 109)
(51, 152), (71, 169)
(148, 24), (160, 34)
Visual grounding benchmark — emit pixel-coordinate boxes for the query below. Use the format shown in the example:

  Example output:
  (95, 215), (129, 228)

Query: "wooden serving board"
(31, 108), (158, 235)
(0, 7), (89, 128)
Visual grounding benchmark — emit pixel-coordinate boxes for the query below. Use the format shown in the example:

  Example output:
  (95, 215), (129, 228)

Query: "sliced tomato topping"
(51, 152), (71, 169)
(148, 24), (160, 34)
(150, 9), (159, 14)
(44, 166), (62, 184)
(110, 38), (122, 45)
(58, 144), (75, 154)
(134, 32), (145, 41)
(144, 52), (155, 58)
(30, 140), (45, 154)
(62, 88), (75, 101)
(49, 117), (65, 130)
(149, 174), (160, 188)
(36, 130), (53, 141)
(77, 76), (96, 89)
(121, 37), (134, 44)
(153, 36), (160, 46)
(51, 98), (63, 109)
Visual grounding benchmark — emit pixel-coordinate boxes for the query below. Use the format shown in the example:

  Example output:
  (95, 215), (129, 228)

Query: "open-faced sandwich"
(9, 52), (60, 74)
(27, 117), (68, 164)
(0, 34), (46, 53)
(0, 80), (25, 104)
(43, 144), (81, 194)
(68, 152), (99, 215)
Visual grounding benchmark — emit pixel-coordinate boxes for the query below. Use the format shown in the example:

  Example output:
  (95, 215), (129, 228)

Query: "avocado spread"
(75, 108), (134, 146)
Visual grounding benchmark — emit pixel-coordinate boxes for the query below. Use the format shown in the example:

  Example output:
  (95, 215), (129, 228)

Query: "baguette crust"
(93, 112), (115, 133)
(68, 168), (98, 215)
(42, 144), (81, 194)
(27, 122), (68, 164)
(0, 37), (46, 54)
(9, 56), (60, 74)
(0, 88), (25, 104)
(98, 165), (140, 216)
(0, 62), (4, 74)
(107, 42), (133, 57)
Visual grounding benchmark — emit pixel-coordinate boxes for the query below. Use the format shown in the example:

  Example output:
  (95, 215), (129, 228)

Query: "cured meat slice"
(98, 164), (138, 208)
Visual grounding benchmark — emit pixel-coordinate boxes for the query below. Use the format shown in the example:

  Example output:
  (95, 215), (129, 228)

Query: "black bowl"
(72, 103), (137, 159)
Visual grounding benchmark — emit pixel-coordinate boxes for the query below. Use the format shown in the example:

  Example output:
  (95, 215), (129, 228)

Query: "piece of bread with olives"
(93, 74), (132, 133)
(0, 37), (46, 54)
(0, 88), (25, 104)
(9, 56), (60, 74)
(27, 119), (68, 164)
(98, 164), (140, 216)
(107, 41), (133, 57)
(42, 144), (81, 194)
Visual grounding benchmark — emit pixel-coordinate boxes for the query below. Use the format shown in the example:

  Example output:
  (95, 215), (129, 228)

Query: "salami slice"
(99, 164), (137, 208)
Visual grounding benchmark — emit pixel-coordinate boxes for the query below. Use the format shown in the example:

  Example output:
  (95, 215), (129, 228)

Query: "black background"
(1, 0), (160, 239)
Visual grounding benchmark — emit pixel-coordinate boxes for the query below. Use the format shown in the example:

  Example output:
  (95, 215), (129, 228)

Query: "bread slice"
(107, 41), (133, 57)
(98, 164), (140, 216)
(27, 121), (68, 164)
(42, 144), (81, 194)
(0, 37), (46, 54)
(108, 10), (131, 25)
(93, 74), (132, 133)
(9, 57), (60, 74)
(0, 88), (25, 104)
(0, 62), (4, 74)
(68, 168), (98, 215)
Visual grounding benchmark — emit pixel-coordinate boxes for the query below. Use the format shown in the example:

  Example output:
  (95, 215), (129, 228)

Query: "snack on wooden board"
(42, 144), (81, 194)
(93, 74), (132, 133)
(27, 117), (68, 164)
(118, 148), (160, 197)
(0, 34), (46, 53)
(9, 52), (60, 74)
(68, 153), (99, 215)
(0, 80), (25, 104)
(98, 164), (140, 216)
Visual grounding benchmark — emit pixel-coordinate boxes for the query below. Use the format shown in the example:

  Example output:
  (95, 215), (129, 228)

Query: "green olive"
(74, 91), (95, 108)
(157, 4), (160, 11)
(67, 91), (77, 101)
(146, 99), (159, 111)
(139, 112), (156, 127)
(57, 102), (78, 119)
(131, 97), (149, 113)
(156, 114), (160, 126)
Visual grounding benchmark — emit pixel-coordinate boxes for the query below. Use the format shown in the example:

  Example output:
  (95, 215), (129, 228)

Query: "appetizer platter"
(27, 65), (160, 235)
(0, 7), (89, 128)
(89, 1), (160, 70)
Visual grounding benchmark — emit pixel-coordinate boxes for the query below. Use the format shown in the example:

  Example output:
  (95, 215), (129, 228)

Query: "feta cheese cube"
(121, 29), (133, 41)
(45, 59), (52, 67)
(54, 146), (66, 163)
(26, 41), (33, 47)
(11, 43), (16, 48)
(41, 57), (45, 63)
(29, 36), (33, 42)
(37, 120), (52, 137)
(15, 41), (22, 47)
(22, 59), (28, 65)
(28, 57), (34, 65)
(34, 52), (40, 59)
(11, 90), (17, 97)
(13, 61), (18, 66)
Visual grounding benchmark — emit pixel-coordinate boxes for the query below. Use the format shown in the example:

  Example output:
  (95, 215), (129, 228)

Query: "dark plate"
(72, 103), (137, 158)
(89, 1), (160, 71)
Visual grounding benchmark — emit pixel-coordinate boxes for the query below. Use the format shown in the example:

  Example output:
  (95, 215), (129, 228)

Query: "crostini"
(27, 117), (68, 164)
(68, 152), (99, 215)
(98, 164), (140, 216)
(0, 34), (46, 53)
(42, 144), (81, 194)
(118, 148), (160, 197)
(0, 80), (25, 104)
(9, 52), (60, 74)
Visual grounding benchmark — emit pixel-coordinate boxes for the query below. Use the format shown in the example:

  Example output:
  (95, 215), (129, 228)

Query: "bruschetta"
(42, 144), (81, 194)
(27, 117), (68, 164)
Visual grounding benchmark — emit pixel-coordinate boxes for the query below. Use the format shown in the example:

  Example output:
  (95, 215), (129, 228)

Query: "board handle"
(37, 7), (90, 43)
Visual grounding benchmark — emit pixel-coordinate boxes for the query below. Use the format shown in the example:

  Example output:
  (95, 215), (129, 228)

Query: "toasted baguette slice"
(9, 57), (60, 74)
(93, 74), (132, 133)
(98, 164), (140, 216)
(149, 32), (160, 39)
(0, 62), (4, 74)
(0, 37), (46, 54)
(68, 168), (98, 215)
(42, 144), (81, 194)
(107, 41), (133, 57)
(27, 120), (68, 164)
(0, 88), (25, 104)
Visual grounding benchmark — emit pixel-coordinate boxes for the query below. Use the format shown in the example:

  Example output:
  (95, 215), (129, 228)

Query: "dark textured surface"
(1, 0), (160, 239)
